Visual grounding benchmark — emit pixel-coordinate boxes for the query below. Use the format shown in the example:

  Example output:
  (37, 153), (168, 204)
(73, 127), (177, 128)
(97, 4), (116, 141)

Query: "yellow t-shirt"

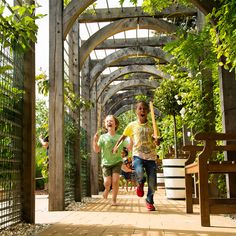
(123, 120), (160, 160)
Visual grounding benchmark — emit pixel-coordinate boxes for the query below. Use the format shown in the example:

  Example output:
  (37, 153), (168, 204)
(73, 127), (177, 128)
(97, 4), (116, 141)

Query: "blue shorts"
(120, 170), (131, 180)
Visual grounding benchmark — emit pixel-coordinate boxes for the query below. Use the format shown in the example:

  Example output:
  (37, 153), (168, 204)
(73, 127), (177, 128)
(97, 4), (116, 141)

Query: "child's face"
(104, 116), (116, 130)
(136, 103), (149, 123)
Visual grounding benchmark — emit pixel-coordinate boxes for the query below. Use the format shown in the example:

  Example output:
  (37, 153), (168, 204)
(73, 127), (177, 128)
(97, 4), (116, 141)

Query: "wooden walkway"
(36, 187), (236, 235)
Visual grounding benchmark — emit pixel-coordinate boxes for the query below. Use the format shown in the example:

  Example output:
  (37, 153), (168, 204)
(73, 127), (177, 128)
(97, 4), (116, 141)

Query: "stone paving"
(36, 187), (236, 235)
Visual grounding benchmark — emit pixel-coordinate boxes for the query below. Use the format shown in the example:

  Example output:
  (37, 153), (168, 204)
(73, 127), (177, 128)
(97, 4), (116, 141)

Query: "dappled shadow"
(36, 188), (236, 236)
(37, 222), (236, 236)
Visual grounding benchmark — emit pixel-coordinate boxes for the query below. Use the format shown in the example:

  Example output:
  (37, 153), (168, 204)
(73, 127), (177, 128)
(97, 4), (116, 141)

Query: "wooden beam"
(89, 37), (173, 49)
(78, 5), (197, 23)
(95, 65), (169, 97)
(90, 46), (170, 87)
(91, 57), (163, 67)
(80, 17), (177, 68)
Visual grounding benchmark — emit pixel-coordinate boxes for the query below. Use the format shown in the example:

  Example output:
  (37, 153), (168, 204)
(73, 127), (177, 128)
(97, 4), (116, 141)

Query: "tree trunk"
(173, 114), (178, 158)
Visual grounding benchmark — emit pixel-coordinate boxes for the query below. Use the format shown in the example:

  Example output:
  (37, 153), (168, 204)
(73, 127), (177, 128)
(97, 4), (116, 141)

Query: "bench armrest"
(182, 145), (203, 165)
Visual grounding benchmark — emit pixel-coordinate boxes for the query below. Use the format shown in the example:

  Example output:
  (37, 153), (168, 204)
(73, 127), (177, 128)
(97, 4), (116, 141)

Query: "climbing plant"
(122, 0), (235, 71)
(0, 2), (44, 52)
(208, 0), (236, 70)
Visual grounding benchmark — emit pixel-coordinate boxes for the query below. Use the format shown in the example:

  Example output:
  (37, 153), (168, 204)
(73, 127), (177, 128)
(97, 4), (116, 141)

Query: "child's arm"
(127, 138), (133, 152)
(112, 134), (127, 153)
(93, 132), (100, 153)
(122, 164), (132, 173)
(39, 134), (49, 149)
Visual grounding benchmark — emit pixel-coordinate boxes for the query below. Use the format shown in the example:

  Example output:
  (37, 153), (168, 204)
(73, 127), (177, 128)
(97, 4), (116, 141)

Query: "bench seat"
(183, 132), (236, 226)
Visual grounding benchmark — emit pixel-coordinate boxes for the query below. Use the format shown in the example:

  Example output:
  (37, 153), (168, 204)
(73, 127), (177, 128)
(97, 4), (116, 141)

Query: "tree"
(154, 78), (183, 158)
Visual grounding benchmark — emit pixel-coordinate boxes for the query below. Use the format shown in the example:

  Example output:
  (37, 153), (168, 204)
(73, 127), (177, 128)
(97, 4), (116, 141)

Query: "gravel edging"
(0, 223), (50, 236)
(65, 197), (95, 211)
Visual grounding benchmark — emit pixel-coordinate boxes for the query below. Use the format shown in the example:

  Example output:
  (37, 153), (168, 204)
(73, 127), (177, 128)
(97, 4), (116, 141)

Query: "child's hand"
(112, 146), (118, 154)
(153, 136), (160, 146)
(93, 132), (99, 143)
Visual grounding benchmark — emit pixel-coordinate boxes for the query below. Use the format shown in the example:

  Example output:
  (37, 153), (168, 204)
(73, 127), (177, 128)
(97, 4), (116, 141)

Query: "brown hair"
(103, 115), (119, 131)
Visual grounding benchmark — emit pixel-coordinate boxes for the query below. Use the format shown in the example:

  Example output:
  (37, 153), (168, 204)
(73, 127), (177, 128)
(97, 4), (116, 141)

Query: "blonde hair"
(103, 115), (119, 131)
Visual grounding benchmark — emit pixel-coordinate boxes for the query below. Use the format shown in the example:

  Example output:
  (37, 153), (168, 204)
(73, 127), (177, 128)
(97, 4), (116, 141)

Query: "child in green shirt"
(93, 115), (128, 206)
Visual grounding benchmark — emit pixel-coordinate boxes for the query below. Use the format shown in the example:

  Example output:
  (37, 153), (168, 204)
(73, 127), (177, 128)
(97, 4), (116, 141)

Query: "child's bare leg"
(120, 176), (125, 189)
(103, 176), (111, 199)
(111, 173), (120, 205)
(126, 180), (128, 191)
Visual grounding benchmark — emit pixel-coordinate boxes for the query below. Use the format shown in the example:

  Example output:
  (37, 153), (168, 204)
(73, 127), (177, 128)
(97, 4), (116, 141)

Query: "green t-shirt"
(98, 133), (127, 166)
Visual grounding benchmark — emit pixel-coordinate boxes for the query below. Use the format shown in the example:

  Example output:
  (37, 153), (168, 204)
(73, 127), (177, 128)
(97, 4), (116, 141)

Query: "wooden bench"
(183, 132), (236, 227)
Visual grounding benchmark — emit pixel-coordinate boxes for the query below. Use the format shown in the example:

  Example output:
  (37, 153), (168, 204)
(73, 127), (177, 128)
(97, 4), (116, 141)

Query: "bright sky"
(36, 0), (49, 75)
(35, 0), (151, 76)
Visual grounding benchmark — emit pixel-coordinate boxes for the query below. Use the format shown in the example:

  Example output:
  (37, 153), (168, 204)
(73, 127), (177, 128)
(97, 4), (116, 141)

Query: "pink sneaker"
(136, 183), (144, 197)
(146, 201), (155, 211)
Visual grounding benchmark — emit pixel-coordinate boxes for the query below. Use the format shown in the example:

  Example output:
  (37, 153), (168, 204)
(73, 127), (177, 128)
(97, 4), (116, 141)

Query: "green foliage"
(143, 0), (187, 13)
(153, 62), (221, 155)
(0, 65), (13, 74)
(134, 95), (148, 102)
(163, 25), (217, 72)
(64, 0), (72, 7)
(36, 99), (49, 139)
(0, 3), (44, 52)
(208, 0), (236, 71)
(157, 115), (175, 153)
(35, 146), (48, 186)
(120, 0), (190, 13)
(83, 3), (97, 15)
(64, 114), (77, 143)
(36, 73), (93, 112)
(64, 80), (94, 112)
(36, 70), (49, 96)
(154, 78), (183, 117)
(123, 0), (234, 71)
(118, 110), (135, 134)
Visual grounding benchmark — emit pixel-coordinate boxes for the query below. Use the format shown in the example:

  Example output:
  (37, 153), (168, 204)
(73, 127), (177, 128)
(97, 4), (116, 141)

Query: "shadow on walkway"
(36, 187), (236, 236)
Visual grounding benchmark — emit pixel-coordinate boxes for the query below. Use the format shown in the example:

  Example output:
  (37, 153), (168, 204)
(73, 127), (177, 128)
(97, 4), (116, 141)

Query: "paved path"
(36, 187), (236, 235)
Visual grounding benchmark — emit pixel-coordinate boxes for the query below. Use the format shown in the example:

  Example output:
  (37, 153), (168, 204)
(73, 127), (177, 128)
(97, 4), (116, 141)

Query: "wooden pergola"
(45, 0), (236, 216)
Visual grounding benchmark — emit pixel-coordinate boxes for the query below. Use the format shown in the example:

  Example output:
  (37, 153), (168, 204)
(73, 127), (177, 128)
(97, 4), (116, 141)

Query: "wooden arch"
(105, 89), (154, 115)
(63, 0), (96, 39)
(90, 46), (171, 88)
(102, 79), (159, 107)
(80, 17), (177, 68)
(93, 65), (170, 102)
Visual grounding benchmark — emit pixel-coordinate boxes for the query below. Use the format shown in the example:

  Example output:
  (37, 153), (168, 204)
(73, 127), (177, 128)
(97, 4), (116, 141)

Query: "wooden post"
(69, 20), (82, 201)
(21, 0), (35, 223)
(49, 0), (65, 210)
(22, 41), (35, 223)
